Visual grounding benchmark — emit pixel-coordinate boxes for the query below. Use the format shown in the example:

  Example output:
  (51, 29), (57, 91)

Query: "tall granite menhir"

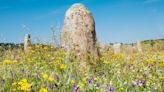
(61, 3), (99, 59)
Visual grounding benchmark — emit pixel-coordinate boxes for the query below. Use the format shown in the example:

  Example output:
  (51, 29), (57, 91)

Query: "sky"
(0, 0), (164, 44)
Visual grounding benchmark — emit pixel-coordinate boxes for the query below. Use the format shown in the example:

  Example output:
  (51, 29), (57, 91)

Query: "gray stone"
(137, 41), (142, 52)
(24, 34), (31, 53)
(61, 3), (99, 58)
(113, 43), (121, 53)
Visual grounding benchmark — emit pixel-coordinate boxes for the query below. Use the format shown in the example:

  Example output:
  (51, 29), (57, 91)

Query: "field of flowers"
(0, 42), (163, 92)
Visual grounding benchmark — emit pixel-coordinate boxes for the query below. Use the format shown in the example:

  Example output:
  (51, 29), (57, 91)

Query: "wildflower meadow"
(0, 41), (163, 92)
(0, 1), (164, 92)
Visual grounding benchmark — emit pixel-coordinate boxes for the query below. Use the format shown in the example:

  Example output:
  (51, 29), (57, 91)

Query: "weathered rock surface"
(24, 34), (31, 53)
(113, 43), (121, 53)
(61, 3), (99, 58)
(137, 41), (142, 52)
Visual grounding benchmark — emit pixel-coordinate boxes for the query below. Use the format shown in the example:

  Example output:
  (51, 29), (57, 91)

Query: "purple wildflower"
(49, 85), (53, 89)
(56, 75), (60, 82)
(35, 74), (40, 78)
(73, 84), (77, 89)
(76, 87), (80, 92)
(88, 79), (92, 84)
(138, 79), (145, 86)
(73, 84), (80, 92)
(108, 86), (115, 91)
(88, 77), (94, 84)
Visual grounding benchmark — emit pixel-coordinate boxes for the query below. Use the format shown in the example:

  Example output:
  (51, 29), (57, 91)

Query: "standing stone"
(125, 44), (134, 54)
(98, 43), (106, 52)
(61, 3), (99, 60)
(24, 34), (31, 53)
(137, 41), (142, 52)
(113, 43), (121, 54)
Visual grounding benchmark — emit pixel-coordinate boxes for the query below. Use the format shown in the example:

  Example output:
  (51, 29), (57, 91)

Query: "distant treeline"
(108, 39), (164, 45)
(0, 39), (163, 50)
(0, 43), (53, 51)
(0, 43), (24, 50)
(142, 39), (164, 43)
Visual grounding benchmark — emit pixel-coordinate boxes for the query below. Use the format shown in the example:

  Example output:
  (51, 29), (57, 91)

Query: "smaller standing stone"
(125, 44), (134, 54)
(24, 34), (31, 53)
(137, 41), (142, 52)
(113, 43), (121, 54)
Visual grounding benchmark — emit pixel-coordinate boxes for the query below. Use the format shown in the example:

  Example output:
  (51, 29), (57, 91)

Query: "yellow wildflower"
(39, 88), (48, 92)
(78, 82), (84, 88)
(42, 74), (49, 79)
(18, 79), (32, 91)
(47, 54), (51, 57)
(120, 87), (124, 90)
(13, 60), (18, 63)
(20, 83), (31, 91)
(3, 59), (10, 64)
(48, 77), (54, 81)
(20, 79), (27, 83)
(18, 79), (27, 85)
(82, 78), (86, 81)
(51, 46), (54, 49)
(94, 77), (98, 81)
(84, 73), (88, 76)
(27, 58), (31, 62)
(60, 64), (66, 69)
(71, 80), (75, 83)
